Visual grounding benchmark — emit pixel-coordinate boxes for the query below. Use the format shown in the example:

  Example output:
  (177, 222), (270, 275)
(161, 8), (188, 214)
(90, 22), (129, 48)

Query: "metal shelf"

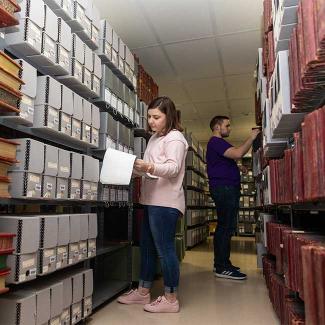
(187, 221), (208, 229)
(0, 118), (96, 154)
(134, 128), (151, 140)
(93, 280), (130, 309)
(95, 242), (130, 257)
(0, 197), (105, 206)
(186, 166), (207, 180)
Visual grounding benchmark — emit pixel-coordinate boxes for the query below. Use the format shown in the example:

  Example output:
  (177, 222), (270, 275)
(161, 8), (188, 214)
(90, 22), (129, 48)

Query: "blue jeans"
(139, 205), (180, 293)
(210, 186), (240, 271)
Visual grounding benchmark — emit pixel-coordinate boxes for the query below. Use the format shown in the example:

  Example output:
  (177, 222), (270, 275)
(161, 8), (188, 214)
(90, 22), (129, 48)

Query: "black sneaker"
(213, 264), (240, 272)
(215, 269), (247, 280)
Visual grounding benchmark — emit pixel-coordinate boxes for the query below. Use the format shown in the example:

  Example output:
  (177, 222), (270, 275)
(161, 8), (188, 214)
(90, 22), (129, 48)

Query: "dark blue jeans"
(210, 186), (240, 272)
(139, 205), (180, 293)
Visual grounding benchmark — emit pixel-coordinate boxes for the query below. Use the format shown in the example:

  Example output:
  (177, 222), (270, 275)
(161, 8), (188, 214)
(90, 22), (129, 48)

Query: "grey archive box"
(82, 269), (93, 318)
(58, 149), (71, 177)
(71, 118), (82, 139)
(44, 144), (59, 176)
(82, 155), (99, 182)
(6, 253), (38, 284)
(16, 59), (37, 99)
(35, 76), (61, 109)
(49, 282), (64, 322)
(59, 110), (72, 136)
(70, 152), (83, 179)
(52, 0), (74, 22)
(83, 99), (92, 124)
(0, 216), (40, 254)
(8, 171), (42, 198)
(87, 213), (97, 258)
(71, 271), (83, 303)
(5, 18), (43, 56)
(79, 214), (88, 260)
(56, 214), (70, 269)
(69, 214), (81, 265)
(10, 138), (45, 173)
(60, 275), (72, 324)
(18, 0), (45, 28)
(38, 215), (58, 275)
(56, 177), (69, 199)
(33, 104), (60, 131)
(22, 285), (51, 325)
(72, 33), (85, 64)
(44, 4), (59, 40)
(61, 85), (74, 115)
(58, 16), (72, 50)
(0, 291), (36, 325)
(81, 121), (91, 143)
(42, 175), (57, 199)
(73, 93), (83, 120)
(69, 178), (81, 199)
(81, 180), (92, 200)
(84, 45), (93, 71)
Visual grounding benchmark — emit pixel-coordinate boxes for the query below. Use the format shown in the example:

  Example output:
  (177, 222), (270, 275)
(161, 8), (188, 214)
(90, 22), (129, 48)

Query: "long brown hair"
(147, 96), (183, 135)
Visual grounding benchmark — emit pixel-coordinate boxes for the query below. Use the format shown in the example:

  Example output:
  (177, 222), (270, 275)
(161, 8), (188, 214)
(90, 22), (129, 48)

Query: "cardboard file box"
(79, 214), (88, 261)
(8, 171), (42, 198)
(5, 18), (43, 56)
(69, 178), (81, 199)
(58, 149), (70, 178)
(49, 282), (63, 323)
(44, 144), (59, 176)
(83, 98), (92, 124)
(71, 118), (82, 139)
(99, 19), (113, 44)
(71, 33), (85, 64)
(60, 275), (72, 324)
(59, 111), (72, 136)
(98, 38), (112, 63)
(91, 73), (100, 96)
(35, 75), (61, 109)
(0, 291), (36, 325)
(56, 214), (70, 269)
(16, 59), (37, 99)
(84, 45), (93, 71)
(81, 180), (91, 200)
(44, 4), (59, 40)
(56, 177), (68, 199)
(52, 0), (74, 22)
(10, 138), (45, 173)
(73, 92), (83, 120)
(82, 155), (99, 182)
(42, 175), (57, 199)
(82, 269), (93, 318)
(83, 66), (92, 89)
(38, 215), (58, 275)
(61, 85), (74, 115)
(68, 1), (86, 32)
(71, 272), (83, 324)
(70, 152), (82, 179)
(91, 126), (99, 147)
(87, 213), (97, 258)
(6, 253), (38, 283)
(58, 16), (72, 51)
(90, 182), (98, 200)
(33, 104), (60, 131)
(69, 214), (81, 265)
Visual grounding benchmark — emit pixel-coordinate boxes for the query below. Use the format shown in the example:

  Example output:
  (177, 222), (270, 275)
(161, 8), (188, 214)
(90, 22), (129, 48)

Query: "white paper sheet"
(100, 148), (137, 185)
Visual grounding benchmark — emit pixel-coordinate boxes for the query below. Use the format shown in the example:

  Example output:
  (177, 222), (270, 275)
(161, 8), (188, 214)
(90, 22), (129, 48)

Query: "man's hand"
(240, 165), (248, 175)
(250, 129), (261, 141)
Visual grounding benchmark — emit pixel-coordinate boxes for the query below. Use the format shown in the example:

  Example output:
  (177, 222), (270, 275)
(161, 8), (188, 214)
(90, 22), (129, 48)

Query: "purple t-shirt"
(206, 136), (240, 188)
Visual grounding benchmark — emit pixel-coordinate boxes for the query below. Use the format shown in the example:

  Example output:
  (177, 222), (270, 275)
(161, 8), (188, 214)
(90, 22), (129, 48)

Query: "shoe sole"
(215, 273), (247, 280)
(144, 308), (180, 313)
(117, 300), (149, 305)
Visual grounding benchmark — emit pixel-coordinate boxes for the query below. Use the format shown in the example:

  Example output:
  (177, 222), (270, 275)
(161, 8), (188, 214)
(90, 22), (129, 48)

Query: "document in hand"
(100, 148), (137, 185)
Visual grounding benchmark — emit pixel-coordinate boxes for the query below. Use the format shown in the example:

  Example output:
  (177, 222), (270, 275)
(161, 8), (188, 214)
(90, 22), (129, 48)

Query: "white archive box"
(79, 213), (89, 261)
(58, 16), (72, 51)
(71, 272), (83, 324)
(70, 152), (83, 179)
(44, 144), (59, 176)
(56, 214), (70, 269)
(17, 0), (45, 29)
(58, 149), (71, 178)
(71, 33), (85, 64)
(56, 176), (69, 199)
(83, 98), (92, 124)
(87, 213), (97, 258)
(82, 155), (99, 182)
(35, 75), (61, 109)
(73, 92), (83, 120)
(44, 4), (59, 40)
(82, 269), (93, 318)
(52, 0), (74, 22)
(69, 214), (81, 265)
(61, 84), (74, 115)
(60, 275), (72, 324)
(48, 281), (64, 323)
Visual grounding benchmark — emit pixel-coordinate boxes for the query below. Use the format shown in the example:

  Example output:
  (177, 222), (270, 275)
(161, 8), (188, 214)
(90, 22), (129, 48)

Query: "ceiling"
(93, 0), (263, 146)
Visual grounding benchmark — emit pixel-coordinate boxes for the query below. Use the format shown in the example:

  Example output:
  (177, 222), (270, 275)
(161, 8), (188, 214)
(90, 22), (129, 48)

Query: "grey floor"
(89, 237), (279, 325)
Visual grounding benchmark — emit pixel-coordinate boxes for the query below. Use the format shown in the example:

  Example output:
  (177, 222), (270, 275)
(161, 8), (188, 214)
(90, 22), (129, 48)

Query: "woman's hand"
(134, 159), (155, 174)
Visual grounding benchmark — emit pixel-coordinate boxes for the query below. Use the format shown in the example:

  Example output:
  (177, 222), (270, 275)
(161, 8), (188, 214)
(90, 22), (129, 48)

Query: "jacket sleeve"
(151, 140), (187, 178)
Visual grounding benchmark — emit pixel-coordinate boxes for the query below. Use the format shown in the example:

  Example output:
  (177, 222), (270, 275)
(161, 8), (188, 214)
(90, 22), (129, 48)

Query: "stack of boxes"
(0, 268), (93, 325)
(137, 64), (159, 105)
(0, 214), (97, 284)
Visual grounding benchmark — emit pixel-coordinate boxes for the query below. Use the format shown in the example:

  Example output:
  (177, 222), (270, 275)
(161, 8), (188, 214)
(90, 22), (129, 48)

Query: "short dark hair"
(148, 96), (183, 135)
(209, 115), (230, 131)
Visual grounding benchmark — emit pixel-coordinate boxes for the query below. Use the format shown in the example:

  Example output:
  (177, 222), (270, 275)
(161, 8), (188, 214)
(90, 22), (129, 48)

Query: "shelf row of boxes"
(238, 223), (257, 235)
(186, 226), (208, 248)
(186, 190), (213, 207)
(100, 185), (130, 203)
(0, 213), (97, 284)
(239, 196), (256, 208)
(240, 182), (256, 195)
(186, 151), (207, 177)
(238, 209), (256, 223)
(8, 138), (99, 200)
(186, 170), (208, 191)
(186, 210), (209, 227)
(0, 268), (93, 325)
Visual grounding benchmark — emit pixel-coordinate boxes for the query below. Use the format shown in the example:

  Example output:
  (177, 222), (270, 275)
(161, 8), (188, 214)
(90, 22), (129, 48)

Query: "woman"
(117, 96), (188, 313)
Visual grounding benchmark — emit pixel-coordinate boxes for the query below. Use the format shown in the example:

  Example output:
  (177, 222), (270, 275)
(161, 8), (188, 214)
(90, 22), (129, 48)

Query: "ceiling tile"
(229, 98), (255, 116)
(164, 38), (222, 80)
(139, 0), (214, 43)
(133, 46), (175, 80)
(219, 30), (262, 75)
(184, 78), (226, 102)
(93, 0), (157, 48)
(194, 101), (229, 119)
(225, 74), (255, 100)
(212, 0), (263, 34)
(159, 82), (189, 105)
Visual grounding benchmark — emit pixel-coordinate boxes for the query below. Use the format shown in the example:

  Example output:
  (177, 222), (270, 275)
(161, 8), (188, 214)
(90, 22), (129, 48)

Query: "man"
(206, 116), (260, 280)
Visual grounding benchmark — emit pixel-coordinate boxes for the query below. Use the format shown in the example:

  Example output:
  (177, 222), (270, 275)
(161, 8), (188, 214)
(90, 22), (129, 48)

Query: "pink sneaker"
(117, 289), (150, 305)
(144, 296), (180, 313)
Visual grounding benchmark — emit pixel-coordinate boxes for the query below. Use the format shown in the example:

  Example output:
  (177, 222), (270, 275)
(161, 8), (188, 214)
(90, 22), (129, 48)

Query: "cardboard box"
(81, 122), (91, 143)
(58, 149), (70, 178)
(8, 171), (42, 198)
(18, 0), (45, 28)
(0, 291), (36, 325)
(58, 17), (72, 51)
(91, 127), (99, 147)
(72, 34), (85, 64)
(69, 178), (81, 199)
(83, 66), (92, 89)
(70, 152), (83, 179)
(44, 144), (59, 176)
(71, 118), (82, 139)
(71, 272), (83, 303)
(81, 180), (91, 200)
(82, 155), (99, 182)
(49, 282), (63, 319)
(59, 111), (72, 136)
(73, 93), (83, 120)
(83, 99), (92, 124)
(6, 253), (38, 283)
(33, 104), (60, 131)
(35, 76), (61, 109)
(61, 85), (74, 115)
(91, 74), (101, 96)
(15, 59), (37, 98)
(69, 214), (81, 264)
(44, 4), (59, 40)
(56, 214), (70, 269)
